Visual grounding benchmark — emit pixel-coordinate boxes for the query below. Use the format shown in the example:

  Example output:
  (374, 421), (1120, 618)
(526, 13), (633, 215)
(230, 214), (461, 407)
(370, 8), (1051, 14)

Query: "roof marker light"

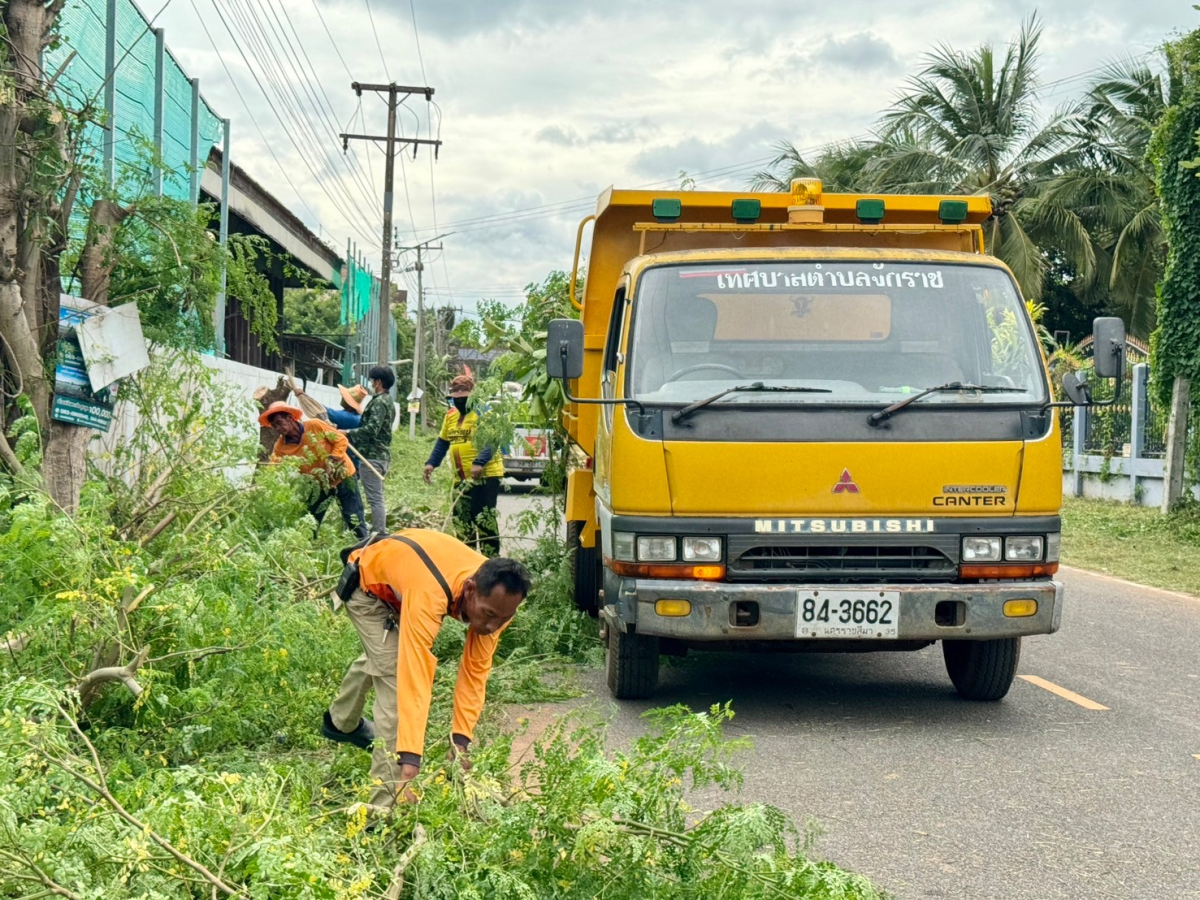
(856, 198), (885, 224)
(652, 198), (682, 222)
(731, 198), (761, 223)
(939, 200), (969, 223)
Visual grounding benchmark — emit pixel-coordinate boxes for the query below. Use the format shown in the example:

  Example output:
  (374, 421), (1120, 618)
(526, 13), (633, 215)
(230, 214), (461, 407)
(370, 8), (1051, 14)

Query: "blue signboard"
(50, 296), (114, 432)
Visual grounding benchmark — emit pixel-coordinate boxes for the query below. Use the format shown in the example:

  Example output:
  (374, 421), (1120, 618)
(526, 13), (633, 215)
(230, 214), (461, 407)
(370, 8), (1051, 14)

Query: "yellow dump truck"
(547, 179), (1124, 701)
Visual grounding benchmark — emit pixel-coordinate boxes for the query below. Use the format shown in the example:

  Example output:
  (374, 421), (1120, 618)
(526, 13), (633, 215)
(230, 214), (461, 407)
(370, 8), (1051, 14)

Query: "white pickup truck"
(503, 425), (550, 483)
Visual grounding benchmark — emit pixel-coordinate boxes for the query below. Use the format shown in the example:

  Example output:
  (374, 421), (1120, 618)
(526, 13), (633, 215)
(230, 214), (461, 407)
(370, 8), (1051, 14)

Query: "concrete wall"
(1063, 363), (1198, 506)
(89, 353), (344, 483)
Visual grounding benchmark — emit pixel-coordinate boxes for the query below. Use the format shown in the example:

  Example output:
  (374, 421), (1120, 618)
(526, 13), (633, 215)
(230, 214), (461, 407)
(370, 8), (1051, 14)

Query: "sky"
(152, 0), (1186, 320)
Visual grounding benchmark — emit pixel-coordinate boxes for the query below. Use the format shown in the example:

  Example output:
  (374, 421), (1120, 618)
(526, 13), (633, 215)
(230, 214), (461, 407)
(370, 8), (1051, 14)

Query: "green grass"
(1062, 497), (1200, 595)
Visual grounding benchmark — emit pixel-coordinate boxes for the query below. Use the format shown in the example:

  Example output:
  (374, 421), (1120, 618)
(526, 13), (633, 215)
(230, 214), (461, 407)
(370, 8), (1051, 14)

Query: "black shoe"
(322, 711), (376, 750)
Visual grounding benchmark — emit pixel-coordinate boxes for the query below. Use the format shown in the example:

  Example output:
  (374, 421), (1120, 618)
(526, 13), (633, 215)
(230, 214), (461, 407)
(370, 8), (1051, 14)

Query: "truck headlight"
(613, 532), (635, 562)
(1004, 536), (1044, 561)
(637, 536), (677, 561)
(682, 536), (722, 562)
(962, 536), (1001, 562)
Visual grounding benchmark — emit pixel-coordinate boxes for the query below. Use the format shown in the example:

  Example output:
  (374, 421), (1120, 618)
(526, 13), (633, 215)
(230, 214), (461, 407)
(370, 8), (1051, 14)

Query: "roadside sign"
(50, 295), (114, 432)
(407, 400), (420, 413)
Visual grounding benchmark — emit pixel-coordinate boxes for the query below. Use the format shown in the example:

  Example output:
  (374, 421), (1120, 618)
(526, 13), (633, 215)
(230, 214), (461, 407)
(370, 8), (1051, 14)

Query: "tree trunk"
(253, 377), (292, 460)
(1160, 376), (1190, 513)
(0, 0), (70, 480)
(39, 200), (133, 512)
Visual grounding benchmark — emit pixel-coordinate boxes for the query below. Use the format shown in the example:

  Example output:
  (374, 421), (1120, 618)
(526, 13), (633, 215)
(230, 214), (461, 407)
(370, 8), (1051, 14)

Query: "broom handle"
(344, 442), (385, 482)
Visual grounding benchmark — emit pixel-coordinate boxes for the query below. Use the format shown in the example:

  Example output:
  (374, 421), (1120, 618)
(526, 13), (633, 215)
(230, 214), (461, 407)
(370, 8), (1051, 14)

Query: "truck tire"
(567, 520), (601, 617)
(606, 627), (660, 699)
(942, 637), (1021, 701)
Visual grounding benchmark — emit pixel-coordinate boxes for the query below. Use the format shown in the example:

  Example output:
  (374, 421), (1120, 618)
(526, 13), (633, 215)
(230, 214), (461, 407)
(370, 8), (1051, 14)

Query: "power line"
(184, 0), (330, 235)
(363, 0), (391, 81)
(264, 0), (384, 218)
(308, 0), (353, 79)
(201, 0), (381, 246)
(223, 0), (381, 231)
(408, 0), (428, 83)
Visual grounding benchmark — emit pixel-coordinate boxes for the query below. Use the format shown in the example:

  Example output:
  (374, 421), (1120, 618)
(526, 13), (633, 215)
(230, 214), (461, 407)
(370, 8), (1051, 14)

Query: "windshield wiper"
(867, 381), (1029, 427)
(672, 382), (832, 425)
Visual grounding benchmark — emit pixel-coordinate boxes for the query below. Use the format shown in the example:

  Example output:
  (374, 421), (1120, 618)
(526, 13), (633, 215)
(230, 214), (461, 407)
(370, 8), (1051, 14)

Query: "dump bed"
(565, 182), (992, 453)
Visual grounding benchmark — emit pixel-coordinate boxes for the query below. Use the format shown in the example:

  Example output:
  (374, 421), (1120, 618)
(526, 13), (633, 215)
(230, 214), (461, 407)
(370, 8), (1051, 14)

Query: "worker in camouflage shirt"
(342, 365), (396, 534)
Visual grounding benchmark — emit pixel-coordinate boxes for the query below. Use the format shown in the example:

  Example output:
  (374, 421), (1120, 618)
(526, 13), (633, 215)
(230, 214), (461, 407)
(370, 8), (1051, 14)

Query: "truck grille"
(729, 543), (955, 582)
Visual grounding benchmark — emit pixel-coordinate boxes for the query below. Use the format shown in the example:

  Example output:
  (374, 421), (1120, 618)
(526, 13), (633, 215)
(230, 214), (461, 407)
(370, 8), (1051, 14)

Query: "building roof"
(201, 146), (346, 286)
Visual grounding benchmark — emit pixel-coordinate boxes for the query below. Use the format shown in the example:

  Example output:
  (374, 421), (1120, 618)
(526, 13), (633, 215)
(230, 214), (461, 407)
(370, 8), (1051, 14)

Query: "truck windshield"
(627, 261), (1048, 407)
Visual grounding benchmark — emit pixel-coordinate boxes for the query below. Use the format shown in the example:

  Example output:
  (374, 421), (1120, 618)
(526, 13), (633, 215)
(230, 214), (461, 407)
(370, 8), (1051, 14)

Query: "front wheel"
(567, 521), (601, 616)
(606, 626), (660, 699)
(942, 637), (1021, 701)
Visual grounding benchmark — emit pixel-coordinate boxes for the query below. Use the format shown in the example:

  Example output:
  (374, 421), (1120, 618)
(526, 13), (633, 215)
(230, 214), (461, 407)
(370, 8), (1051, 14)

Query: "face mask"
(452, 396), (468, 414)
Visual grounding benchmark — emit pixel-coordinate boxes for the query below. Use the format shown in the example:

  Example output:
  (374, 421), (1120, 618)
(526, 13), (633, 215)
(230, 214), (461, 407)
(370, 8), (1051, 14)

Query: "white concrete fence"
(88, 352), (344, 482)
(1064, 363), (1198, 506)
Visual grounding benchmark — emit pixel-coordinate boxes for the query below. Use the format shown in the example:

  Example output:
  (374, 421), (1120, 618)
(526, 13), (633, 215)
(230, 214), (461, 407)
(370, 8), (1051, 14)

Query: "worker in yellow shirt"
(260, 401), (367, 540)
(322, 529), (531, 809)
(423, 374), (505, 555)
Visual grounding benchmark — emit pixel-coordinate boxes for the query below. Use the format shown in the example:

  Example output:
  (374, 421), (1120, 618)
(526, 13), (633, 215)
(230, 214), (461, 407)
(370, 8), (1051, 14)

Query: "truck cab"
(550, 180), (1119, 701)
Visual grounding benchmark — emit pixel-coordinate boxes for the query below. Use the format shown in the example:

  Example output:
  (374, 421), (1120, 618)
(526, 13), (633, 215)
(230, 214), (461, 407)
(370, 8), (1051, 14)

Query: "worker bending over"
(260, 401), (367, 540)
(323, 528), (530, 809)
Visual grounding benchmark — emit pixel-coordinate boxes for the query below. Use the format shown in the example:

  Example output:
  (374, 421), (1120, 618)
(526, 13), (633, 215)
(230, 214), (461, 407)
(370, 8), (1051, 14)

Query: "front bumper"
(606, 578), (1062, 642)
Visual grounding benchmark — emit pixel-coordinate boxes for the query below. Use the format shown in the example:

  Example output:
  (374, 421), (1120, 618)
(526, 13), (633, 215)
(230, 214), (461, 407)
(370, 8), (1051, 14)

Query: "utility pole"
(396, 234), (450, 437)
(339, 83), (441, 373)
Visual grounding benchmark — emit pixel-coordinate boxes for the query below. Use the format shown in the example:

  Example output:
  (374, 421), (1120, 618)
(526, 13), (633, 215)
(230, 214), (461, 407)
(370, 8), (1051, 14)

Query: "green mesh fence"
(45, 0), (226, 202)
(340, 261), (396, 382)
(43, 0), (389, 368)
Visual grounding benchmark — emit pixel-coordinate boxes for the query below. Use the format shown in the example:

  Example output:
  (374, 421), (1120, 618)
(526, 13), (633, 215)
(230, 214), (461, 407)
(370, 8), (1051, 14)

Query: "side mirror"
(1061, 370), (1091, 406)
(546, 318), (584, 380)
(1092, 317), (1125, 380)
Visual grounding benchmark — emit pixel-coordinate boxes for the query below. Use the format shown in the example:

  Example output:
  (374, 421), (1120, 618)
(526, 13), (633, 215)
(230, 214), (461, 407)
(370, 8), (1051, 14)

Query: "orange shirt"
(350, 529), (508, 762)
(270, 419), (355, 485)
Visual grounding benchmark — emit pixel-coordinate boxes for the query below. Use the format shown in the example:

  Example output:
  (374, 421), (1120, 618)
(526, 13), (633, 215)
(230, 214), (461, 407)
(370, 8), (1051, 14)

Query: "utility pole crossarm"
(339, 135), (442, 147)
(352, 82), (434, 99)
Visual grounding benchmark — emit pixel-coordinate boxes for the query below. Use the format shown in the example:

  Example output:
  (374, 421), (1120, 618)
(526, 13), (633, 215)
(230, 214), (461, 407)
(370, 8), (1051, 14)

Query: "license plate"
(795, 590), (900, 639)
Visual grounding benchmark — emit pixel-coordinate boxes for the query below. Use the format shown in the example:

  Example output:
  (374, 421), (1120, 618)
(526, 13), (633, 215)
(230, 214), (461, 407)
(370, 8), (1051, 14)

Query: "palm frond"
(995, 212), (1047, 299)
(1016, 195), (1097, 286)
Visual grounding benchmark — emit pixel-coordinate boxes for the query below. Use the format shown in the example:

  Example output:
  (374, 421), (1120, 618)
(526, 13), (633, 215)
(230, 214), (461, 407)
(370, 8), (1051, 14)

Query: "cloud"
(631, 121), (784, 184)
(355, 0), (581, 39)
(810, 33), (902, 73)
(159, 0), (1183, 303)
(535, 125), (582, 146)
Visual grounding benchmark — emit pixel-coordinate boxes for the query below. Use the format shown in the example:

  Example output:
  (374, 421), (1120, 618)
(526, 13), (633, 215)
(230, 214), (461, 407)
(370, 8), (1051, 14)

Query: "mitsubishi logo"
(832, 469), (860, 494)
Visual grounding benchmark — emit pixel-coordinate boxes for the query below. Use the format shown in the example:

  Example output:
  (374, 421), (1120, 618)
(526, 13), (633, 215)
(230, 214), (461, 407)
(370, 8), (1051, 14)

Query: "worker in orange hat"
(323, 528), (531, 809)
(260, 401), (368, 540)
(423, 374), (505, 555)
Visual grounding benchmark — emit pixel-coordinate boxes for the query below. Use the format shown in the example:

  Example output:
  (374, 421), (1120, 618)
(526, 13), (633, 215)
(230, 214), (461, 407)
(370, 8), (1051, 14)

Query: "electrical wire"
(363, 0), (391, 82)
(185, 0), (333, 235)
(408, 0), (428, 84)
(201, 0), (380, 246)
(223, 0), (381, 231)
(308, 0), (353, 79)
(263, 0), (385, 216)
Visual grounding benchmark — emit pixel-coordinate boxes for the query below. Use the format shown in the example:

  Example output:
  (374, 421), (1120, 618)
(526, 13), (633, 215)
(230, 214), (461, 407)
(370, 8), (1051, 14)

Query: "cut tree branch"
(76, 645), (149, 705)
(37, 701), (248, 898)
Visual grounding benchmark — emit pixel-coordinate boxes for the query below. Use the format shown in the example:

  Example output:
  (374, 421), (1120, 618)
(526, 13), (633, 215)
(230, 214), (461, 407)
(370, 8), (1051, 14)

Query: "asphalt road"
(573, 565), (1200, 899)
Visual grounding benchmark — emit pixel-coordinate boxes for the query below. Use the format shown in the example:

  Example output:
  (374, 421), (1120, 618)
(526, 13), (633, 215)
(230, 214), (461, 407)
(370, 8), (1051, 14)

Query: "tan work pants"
(330, 588), (405, 808)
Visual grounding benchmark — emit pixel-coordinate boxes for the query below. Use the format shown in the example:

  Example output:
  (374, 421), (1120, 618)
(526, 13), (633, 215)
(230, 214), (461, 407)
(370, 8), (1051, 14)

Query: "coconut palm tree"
(750, 138), (885, 193)
(870, 15), (1095, 299)
(1040, 58), (1165, 337)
